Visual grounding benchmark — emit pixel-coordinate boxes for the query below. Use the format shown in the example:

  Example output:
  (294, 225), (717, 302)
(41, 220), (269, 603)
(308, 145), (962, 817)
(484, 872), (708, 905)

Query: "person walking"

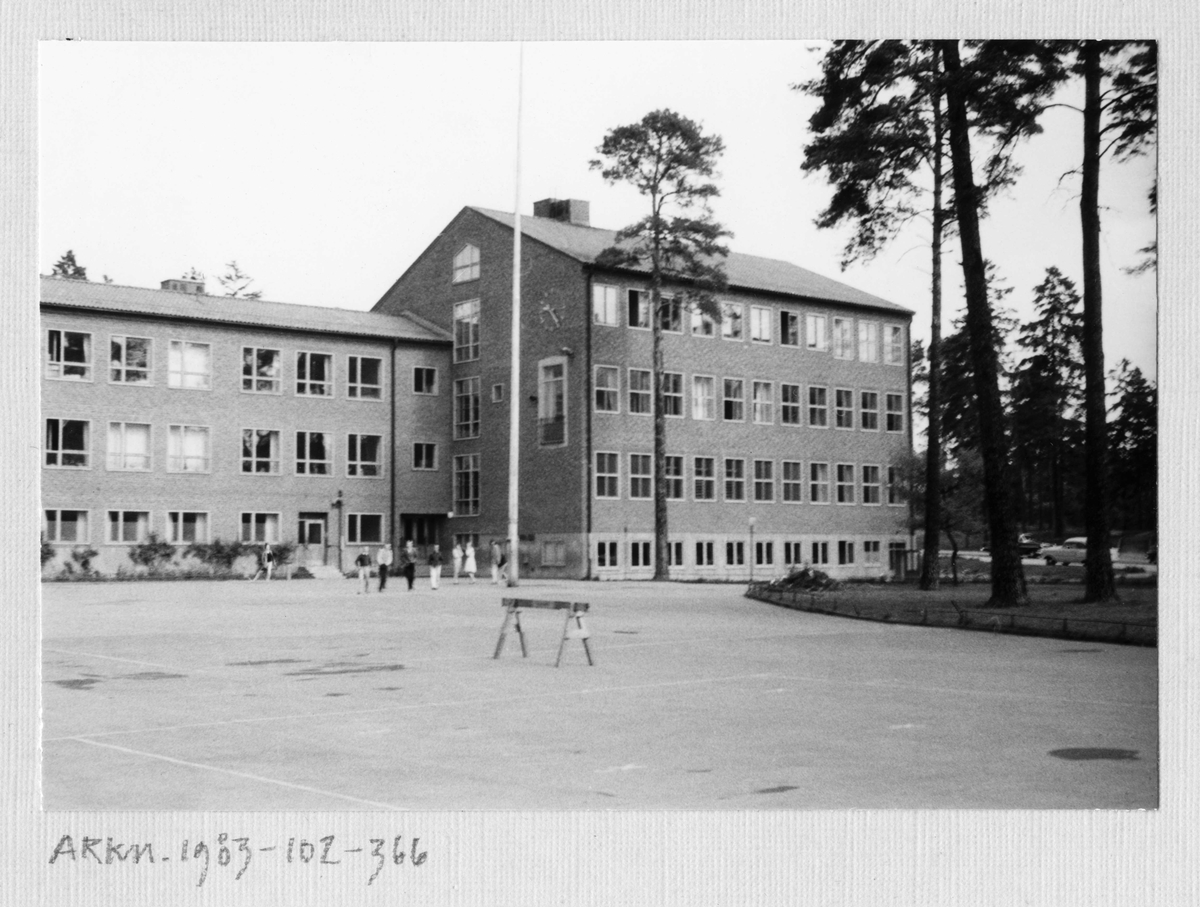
(354, 546), (372, 594)
(451, 541), (463, 584)
(428, 544), (444, 590)
(376, 542), (393, 592)
(497, 541), (509, 584)
(490, 540), (502, 584)
(250, 542), (275, 581)
(463, 541), (477, 583)
(400, 539), (418, 590)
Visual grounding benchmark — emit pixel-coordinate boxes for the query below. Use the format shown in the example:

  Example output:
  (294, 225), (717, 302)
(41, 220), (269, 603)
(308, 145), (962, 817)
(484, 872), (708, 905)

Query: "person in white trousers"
(428, 544), (444, 590)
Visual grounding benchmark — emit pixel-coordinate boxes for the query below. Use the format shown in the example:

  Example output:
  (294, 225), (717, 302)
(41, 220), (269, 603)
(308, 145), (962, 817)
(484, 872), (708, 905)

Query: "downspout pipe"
(584, 268), (594, 580)
(390, 337), (397, 550)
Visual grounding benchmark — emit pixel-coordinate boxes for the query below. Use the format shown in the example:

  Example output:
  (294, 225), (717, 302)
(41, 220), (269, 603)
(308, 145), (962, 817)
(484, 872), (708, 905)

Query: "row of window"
(591, 285), (906, 362)
(43, 419), (439, 475)
(593, 454), (906, 506)
(592, 367), (906, 430)
(46, 329), (431, 399)
(44, 509), (388, 546)
(447, 292), (908, 367)
(594, 537), (904, 569)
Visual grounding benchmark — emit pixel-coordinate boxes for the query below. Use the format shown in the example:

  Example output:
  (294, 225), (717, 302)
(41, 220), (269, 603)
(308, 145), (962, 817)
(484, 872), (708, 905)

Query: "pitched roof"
(40, 276), (452, 343)
(470, 206), (912, 315)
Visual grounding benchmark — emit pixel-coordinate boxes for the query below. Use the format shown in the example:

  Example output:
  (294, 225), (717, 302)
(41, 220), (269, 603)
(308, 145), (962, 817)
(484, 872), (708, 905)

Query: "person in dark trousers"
(376, 542), (393, 591)
(399, 539), (418, 590)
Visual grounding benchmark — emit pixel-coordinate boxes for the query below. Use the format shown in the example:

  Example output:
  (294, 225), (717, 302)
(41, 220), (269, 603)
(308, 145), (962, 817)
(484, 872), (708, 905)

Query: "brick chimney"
(161, 276), (205, 295)
(533, 198), (590, 227)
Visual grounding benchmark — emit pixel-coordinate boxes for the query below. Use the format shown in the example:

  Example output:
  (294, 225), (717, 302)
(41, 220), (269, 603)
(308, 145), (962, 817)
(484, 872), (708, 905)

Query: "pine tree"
(51, 250), (88, 281)
(591, 110), (731, 580)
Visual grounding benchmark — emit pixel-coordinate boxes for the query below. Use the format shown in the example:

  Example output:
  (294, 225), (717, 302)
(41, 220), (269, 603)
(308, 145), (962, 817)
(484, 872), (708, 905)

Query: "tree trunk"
(650, 232), (670, 580)
(920, 45), (945, 591)
(939, 40), (1028, 607)
(1080, 41), (1119, 601)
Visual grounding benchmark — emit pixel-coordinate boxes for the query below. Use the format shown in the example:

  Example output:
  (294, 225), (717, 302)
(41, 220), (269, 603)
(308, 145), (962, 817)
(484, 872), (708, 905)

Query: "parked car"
(980, 535), (1044, 558)
(1041, 537), (1087, 566)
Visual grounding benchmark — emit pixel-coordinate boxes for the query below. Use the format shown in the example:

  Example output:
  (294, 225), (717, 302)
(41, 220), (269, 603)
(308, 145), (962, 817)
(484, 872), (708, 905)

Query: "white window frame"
(44, 418), (90, 469)
(491, 383), (504, 403)
(806, 313), (828, 352)
(755, 540), (775, 567)
(864, 540), (882, 564)
(750, 305), (772, 343)
(44, 509), (90, 544)
(693, 456), (716, 501)
(695, 540), (716, 567)
(886, 393), (906, 432)
(167, 424), (211, 474)
(781, 383), (802, 426)
(46, 329), (93, 381)
(832, 317), (855, 360)
(885, 324), (906, 365)
(862, 464), (882, 505)
(630, 539), (652, 568)
(810, 462), (831, 505)
(413, 366), (438, 395)
(296, 351), (334, 397)
(691, 308), (715, 338)
(453, 298), (481, 363)
(596, 540), (619, 568)
(808, 386), (829, 428)
(168, 339), (211, 390)
(107, 509), (151, 544)
(628, 368), (652, 415)
(240, 511), (281, 544)
(811, 540), (830, 566)
(629, 453), (652, 500)
(594, 365), (620, 413)
(692, 375), (716, 421)
(538, 358), (567, 447)
(454, 453), (481, 516)
(859, 321), (880, 363)
(724, 457), (746, 503)
(109, 334), (153, 385)
(242, 428), (282, 475)
(723, 377), (745, 422)
(595, 451), (620, 500)
(167, 510), (210, 545)
(838, 540), (856, 566)
(726, 540), (745, 567)
(663, 371), (684, 418)
(836, 463), (856, 504)
(452, 244), (480, 283)
(347, 513), (385, 545)
(782, 460), (804, 503)
(835, 388), (855, 430)
(665, 455), (684, 501)
(660, 296), (683, 333)
(295, 430), (333, 476)
(347, 355), (383, 400)
(753, 459), (774, 503)
(454, 375), (482, 440)
(861, 391), (880, 431)
(721, 301), (744, 340)
(780, 310), (800, 347)
(347, 433), (383, 478)
(412, 442), (438, 471)
(242, 346), (282, 395)
(887, 466), (904, 506)
(592, 284), (620, 326)
(106, 421), (152, 472)
(752, 380), (774, 425)
(628, 289), (651, 329)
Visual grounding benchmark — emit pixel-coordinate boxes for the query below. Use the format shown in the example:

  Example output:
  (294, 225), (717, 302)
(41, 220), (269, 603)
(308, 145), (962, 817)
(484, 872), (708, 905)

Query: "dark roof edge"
(39, 301), (453, 345)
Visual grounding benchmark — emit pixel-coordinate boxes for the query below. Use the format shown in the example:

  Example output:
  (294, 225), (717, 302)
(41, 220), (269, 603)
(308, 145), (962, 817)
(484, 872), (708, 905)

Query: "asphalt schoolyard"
(41, 575), (1157, 810)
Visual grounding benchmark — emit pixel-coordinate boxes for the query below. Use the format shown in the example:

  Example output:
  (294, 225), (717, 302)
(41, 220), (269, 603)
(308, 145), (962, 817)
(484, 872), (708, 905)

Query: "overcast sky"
(38, 40), (1157, 378)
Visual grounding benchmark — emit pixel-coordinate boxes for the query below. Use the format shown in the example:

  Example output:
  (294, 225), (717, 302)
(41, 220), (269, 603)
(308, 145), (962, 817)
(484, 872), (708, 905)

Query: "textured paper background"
(2, 3), (1193, 905)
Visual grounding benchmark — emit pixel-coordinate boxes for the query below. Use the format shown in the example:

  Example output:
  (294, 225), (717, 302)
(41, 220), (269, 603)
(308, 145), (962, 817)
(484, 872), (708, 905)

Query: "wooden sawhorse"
(494, 598), (594, 667)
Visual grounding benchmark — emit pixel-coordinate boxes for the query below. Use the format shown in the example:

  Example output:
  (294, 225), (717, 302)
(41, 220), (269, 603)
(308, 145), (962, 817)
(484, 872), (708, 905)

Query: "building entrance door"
(298, 513), (329, 566)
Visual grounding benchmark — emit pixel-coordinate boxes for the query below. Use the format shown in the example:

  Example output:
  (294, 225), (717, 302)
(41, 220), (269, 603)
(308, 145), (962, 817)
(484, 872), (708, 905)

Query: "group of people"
(353, 539), (509, 593)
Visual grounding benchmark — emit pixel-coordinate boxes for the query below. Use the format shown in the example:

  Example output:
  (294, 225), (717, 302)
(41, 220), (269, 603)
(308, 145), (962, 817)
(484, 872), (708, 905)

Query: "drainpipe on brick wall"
(583, 269), (594, 579)
(390, 338), (397, 551)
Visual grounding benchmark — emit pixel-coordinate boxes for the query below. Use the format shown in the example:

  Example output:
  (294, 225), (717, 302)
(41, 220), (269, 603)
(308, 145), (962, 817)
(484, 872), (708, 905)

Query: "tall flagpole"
(506, 44), (524, 587)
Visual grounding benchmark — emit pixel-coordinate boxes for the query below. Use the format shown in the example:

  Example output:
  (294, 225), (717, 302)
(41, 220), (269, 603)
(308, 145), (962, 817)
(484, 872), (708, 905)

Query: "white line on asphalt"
(43, 672), (778, 743)
(43, 647), (176, 670)
(60, 737), (406, 809)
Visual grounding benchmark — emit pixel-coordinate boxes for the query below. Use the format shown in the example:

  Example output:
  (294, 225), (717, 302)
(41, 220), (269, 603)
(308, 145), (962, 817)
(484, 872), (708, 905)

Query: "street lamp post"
(748, 516), (756, 584)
